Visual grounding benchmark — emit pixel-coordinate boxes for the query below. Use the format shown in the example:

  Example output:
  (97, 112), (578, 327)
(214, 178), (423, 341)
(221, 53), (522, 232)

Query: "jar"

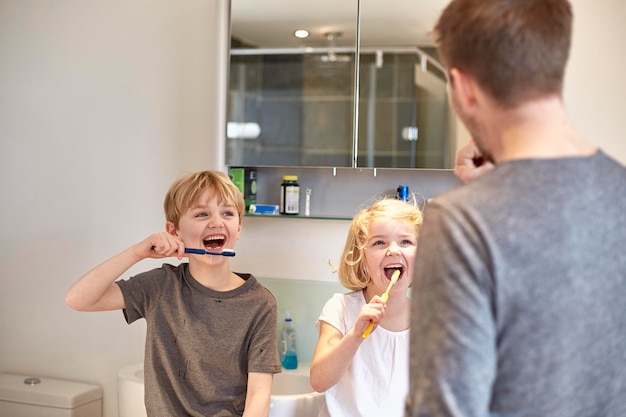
(280, 175), (300, 215)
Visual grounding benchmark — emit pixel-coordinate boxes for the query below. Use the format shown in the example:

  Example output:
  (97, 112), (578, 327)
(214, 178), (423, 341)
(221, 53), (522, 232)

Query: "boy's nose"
(207, 215), (222, 227)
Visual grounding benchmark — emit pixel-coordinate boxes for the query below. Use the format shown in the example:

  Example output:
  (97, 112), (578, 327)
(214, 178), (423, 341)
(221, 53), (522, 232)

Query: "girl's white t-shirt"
(316, 291), (409, 417)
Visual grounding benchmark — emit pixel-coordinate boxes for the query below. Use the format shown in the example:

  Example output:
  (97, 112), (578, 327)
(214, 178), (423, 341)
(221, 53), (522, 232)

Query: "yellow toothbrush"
(362, 269), (400, 339)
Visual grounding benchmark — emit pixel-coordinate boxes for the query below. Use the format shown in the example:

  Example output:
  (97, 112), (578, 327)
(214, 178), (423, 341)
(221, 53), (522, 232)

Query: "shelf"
(244, 213), (352, 221)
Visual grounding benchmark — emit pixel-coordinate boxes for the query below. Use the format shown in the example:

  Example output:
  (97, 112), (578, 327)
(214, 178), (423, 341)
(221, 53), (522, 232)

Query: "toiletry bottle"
(280, 312), (298, 369)
(397, 185), (409, 202)
(280, 175), (300, 215)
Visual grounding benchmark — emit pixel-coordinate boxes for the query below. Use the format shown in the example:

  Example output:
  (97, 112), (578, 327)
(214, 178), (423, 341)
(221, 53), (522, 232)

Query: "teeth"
(203, 234), (226, 249)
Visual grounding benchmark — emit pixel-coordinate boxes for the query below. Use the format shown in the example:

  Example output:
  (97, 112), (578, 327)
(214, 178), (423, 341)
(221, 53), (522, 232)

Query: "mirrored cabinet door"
(227, 0), (357, 167)
(356, 0), (453, 169)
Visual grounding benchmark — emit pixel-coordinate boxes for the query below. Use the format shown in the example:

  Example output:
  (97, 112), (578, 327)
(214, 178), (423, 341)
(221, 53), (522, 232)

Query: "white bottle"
(280, 312), (298, 369)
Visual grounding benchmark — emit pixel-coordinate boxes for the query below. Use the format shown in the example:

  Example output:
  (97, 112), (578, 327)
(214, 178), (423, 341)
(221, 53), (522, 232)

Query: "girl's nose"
(386, 244), (401, 256)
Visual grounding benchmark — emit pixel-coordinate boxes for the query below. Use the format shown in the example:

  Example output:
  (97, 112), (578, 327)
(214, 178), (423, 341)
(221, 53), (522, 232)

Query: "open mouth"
(384, 266), (404, 280)
(203, 235), (226, 251)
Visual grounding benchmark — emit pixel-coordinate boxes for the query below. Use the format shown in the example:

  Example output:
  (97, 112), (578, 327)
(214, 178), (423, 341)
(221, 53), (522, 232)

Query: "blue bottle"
(397, 185), (409, 202)
(280, 313), (298, 370)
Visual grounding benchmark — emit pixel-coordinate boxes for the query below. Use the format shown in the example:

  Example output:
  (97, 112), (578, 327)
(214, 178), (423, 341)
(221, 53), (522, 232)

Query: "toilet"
(0, 373), (102, 417)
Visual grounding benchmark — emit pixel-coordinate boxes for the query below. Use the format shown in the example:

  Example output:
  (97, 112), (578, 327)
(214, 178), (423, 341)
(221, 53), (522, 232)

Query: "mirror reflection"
(227, 0), (455, 169)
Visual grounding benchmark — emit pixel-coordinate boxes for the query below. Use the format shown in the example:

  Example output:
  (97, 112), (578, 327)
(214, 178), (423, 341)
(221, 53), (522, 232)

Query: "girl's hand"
(355, 295), (386, 335)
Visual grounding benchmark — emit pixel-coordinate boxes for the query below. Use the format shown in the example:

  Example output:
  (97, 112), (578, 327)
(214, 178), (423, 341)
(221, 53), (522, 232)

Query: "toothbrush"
(362, 269), (400, 339)
(184, 248), (236, 257)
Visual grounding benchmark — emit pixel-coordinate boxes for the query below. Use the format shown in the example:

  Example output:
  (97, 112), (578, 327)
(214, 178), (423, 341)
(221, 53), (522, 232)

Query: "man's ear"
(166, 221), (178, 236)
(449, 67), (479, 109)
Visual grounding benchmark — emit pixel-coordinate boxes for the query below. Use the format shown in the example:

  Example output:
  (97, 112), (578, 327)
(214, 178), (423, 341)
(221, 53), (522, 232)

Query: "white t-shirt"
(317, 291), (409, 417)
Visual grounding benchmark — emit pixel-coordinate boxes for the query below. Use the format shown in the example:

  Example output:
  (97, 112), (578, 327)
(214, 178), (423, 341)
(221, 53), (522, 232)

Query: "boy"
(66, 170), (281, 416)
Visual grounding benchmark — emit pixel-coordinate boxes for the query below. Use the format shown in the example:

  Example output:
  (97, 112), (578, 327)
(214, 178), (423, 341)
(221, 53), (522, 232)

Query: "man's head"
(435, 0), (573, 109)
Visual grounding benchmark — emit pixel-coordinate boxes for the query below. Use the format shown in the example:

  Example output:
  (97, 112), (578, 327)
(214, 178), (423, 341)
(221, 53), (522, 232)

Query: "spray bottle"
(280, 312), (298, 370)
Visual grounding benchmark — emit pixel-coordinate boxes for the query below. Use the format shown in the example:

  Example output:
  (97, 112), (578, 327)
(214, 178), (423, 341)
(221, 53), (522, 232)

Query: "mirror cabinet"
(226, 0), (454, 169)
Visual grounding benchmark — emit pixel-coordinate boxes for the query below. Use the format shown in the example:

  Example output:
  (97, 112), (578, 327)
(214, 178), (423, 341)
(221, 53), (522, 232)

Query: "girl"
(310, 197), (423, 417)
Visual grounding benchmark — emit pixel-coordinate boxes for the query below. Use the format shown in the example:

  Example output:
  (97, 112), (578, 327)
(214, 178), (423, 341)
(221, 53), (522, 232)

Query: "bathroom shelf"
(244, 214), (352, 221)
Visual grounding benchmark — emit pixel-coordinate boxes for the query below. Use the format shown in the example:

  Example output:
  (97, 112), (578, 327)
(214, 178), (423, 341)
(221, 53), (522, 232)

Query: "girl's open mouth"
(384, 266), (404, 280)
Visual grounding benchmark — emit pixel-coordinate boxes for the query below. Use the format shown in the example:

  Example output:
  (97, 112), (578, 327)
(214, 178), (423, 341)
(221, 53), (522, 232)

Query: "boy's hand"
(136, 232), (186, 260)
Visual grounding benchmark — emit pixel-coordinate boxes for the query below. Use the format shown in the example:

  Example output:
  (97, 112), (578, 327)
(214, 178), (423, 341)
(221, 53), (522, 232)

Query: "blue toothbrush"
(184, 248), (236, 257)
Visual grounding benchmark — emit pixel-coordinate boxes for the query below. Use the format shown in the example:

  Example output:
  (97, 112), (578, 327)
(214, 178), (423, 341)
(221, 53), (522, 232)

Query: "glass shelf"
(244, 214), (352, 221)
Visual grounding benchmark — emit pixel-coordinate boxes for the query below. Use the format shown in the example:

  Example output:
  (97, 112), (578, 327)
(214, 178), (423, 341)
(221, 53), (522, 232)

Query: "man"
(405, 1), (626, 416)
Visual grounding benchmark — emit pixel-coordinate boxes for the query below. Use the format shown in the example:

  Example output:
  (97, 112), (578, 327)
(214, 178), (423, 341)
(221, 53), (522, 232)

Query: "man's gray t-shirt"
(406, 151), (626, 417)
(117, 263), (281, 417)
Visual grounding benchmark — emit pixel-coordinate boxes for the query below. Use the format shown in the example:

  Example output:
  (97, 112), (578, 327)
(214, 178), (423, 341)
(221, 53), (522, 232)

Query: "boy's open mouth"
(203, 235), (226, 250)
(384, 266), (404, 280)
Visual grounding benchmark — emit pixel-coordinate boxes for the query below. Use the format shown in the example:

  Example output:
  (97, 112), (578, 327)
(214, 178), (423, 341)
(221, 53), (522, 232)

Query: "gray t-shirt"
(117, 263), (281, 417)
(406, 151), (626, 417)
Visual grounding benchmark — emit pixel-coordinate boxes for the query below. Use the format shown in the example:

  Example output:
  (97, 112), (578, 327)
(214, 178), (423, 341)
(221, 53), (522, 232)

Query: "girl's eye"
(401, 239), (416, 246)
(372, 240), (386, 247)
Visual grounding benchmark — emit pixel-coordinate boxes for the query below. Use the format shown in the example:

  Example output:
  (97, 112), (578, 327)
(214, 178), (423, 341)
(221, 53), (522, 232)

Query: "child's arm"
(242, 372), (273, 417)
(310, 296), (386, 392)
(65, 232), (184, 311)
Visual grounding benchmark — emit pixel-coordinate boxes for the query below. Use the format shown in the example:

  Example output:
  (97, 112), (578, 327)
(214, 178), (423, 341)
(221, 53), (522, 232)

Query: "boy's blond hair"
(338, 198), (423, 291)
(164, 171), (245, 227)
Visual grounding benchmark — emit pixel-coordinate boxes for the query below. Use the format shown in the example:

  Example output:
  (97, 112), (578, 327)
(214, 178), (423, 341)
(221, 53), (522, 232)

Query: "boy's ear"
(165, 221), (178, 236)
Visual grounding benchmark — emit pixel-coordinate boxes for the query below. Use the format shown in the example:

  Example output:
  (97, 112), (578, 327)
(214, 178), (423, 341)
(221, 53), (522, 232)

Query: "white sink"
(270, 367), (325, 417)
(118, 363), (324, 417)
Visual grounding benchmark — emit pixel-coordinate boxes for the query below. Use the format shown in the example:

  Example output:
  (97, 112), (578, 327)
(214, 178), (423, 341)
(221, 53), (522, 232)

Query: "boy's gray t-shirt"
(407, 151), (626, 417)
(117, 263), (281, 417)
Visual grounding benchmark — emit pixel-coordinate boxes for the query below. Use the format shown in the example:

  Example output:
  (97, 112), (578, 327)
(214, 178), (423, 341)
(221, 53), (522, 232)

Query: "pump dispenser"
(280, 312), (298, 369)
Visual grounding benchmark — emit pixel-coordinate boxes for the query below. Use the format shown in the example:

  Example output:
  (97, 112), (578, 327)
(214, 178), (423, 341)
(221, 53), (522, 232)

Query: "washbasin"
(269, 368), (325, 417)
(118, 363), (324, 417)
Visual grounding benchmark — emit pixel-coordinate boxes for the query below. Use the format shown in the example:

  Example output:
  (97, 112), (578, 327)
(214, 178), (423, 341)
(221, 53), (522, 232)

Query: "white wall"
(566, 0), (626, 163)
(0, 1), (229, 416)
(0, 1), (625, 417)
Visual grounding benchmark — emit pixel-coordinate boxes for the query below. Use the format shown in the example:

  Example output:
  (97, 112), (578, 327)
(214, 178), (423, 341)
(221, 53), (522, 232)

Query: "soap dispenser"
(280, 312), (298, 370)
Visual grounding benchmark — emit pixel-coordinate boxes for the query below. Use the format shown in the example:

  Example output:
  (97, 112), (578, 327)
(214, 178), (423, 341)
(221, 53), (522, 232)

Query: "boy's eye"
(195, 212), (208, 218)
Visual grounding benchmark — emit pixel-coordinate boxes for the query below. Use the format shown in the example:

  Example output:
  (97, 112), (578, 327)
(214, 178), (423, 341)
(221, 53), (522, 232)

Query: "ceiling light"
(294, 29), (309, 39)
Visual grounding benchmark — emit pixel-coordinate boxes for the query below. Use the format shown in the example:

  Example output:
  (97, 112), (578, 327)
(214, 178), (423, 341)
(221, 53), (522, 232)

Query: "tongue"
(384, 268), (401, 279)
(205, 241), (222, 249)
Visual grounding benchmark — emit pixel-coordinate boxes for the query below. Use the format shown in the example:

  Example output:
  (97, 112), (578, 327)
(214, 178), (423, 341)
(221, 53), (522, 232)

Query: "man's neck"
(488, 97), (597, 163)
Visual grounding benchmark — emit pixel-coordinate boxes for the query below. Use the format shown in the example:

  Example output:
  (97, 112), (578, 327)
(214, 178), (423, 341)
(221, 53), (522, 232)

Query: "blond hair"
(163, 170), (245, 227)
(338, 198), (423, 291)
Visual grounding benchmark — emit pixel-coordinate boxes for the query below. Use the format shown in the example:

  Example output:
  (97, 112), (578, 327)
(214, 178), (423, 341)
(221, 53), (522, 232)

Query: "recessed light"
(294, 29), (309, 39)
